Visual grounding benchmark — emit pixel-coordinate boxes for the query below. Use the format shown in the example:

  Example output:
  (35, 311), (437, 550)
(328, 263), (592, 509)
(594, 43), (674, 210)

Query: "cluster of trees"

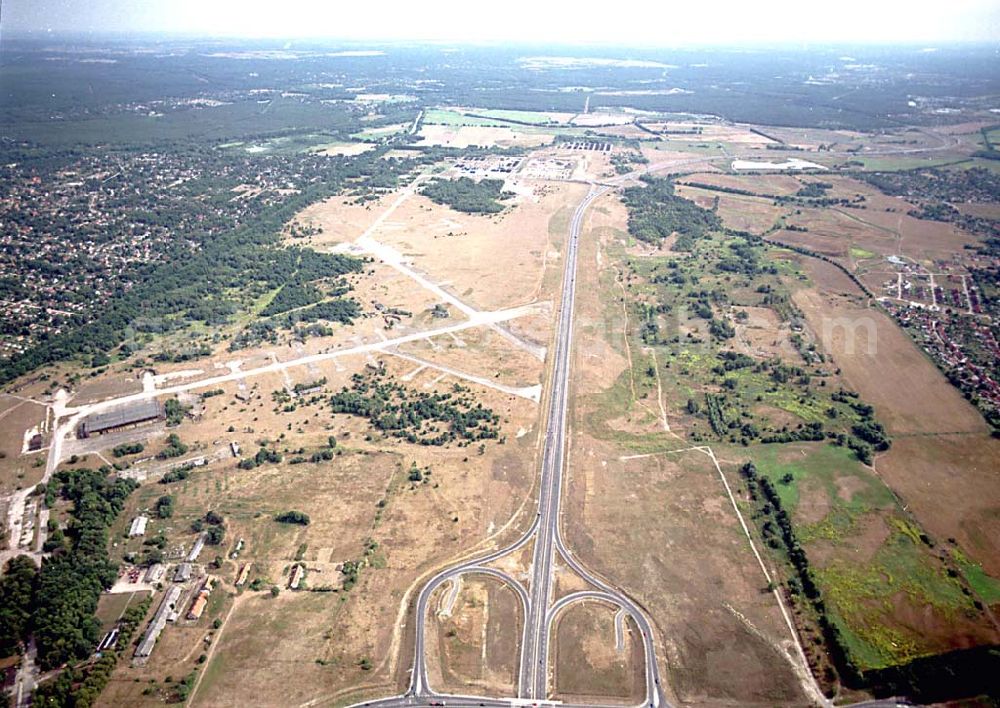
(164, 398), (191, 427)
(275, 510), (311, 525)
(830, 389), (891, 463)
(33, 594), (152, 708)
(31, 468), (138, 670)
(0, 556), (37, 656)
(708, 318), (735, 340)
(329, 367), (500, 445)
(714, 351), (754, 373)
(293, 377), (327, 395)
(203, 511), (225, 545)
(407, 462), (433, 483)
(229, 320), (281, 351)
(152, 344), (213, 364)
(680, 181), (759, 198)
(237, 445), (283, 470)
(293, 323), (335, 340)
(622, 176), (722, 248)
(341, 559), (362, 591)
(716, 240), (773, 277)
(795, 181), (833, 198)
(155, 495), (174, 519)
(156, 433), (188, 460)
(610, 150), (649, 175)
(159, 466), (191, 484)
(232, 297), (360, 351)
(288, 437), (338, 465)
(859, 167), (1000, 205)
(111, 442), (144, 457)
(760, 421), (826, 444)
(852, 419), (891, 451)
(420, 177), (507, 214)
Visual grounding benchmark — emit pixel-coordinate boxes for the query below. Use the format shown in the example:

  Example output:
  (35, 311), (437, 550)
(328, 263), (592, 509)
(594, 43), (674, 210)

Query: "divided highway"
(356, 182), (667, 708)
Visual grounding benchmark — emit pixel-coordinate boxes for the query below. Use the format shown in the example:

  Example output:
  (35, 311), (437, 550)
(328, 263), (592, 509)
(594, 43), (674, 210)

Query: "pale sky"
(4, 0), (1000, 44)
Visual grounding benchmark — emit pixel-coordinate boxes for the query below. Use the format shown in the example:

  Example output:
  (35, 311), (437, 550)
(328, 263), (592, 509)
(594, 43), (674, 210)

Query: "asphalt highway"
(362, 182), (668, 708)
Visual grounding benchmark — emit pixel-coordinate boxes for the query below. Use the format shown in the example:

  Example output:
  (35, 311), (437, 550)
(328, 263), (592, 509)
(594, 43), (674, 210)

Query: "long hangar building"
(77, 399), (165, 438)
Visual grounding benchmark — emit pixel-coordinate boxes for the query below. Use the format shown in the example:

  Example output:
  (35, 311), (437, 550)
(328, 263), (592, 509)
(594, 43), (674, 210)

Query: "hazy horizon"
(4, 0), (1000, 45)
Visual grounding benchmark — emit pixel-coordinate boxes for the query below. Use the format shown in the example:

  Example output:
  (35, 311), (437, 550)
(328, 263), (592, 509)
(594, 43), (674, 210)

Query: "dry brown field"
(71, 375), (145, 406)
(289, 192), (385, 247)
(562, 441), (810, 706)
(0, 394), (47, 493)
(783, 208), (896, 260)
(678, 171), (804, 196)
(552, 602), (643, 704)
(639, 147), (726, 174)
(91, 159), (597, 705)
(395, 326), (545, 391)
(291, 183), (586, 313)
(426, 576), (520, 696)
(793, 260), (986, 436)
(644, 122), (776, 146)
(316, 142), (376, 157)
(957, 202), (1000, 220)
(877, 435), (1000, 576)
(731, 306), (803, 363)
(675, 185), (785, 234)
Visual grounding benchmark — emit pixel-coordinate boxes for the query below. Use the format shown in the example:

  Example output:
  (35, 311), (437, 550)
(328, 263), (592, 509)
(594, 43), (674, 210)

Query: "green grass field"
(351, 123), (408, 141)
(422, 109), (505, 127)
(752, 442), (992, 670)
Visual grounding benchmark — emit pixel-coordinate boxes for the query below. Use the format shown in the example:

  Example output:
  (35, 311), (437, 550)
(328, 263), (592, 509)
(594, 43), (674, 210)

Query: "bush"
(155, 495), (174, 519)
